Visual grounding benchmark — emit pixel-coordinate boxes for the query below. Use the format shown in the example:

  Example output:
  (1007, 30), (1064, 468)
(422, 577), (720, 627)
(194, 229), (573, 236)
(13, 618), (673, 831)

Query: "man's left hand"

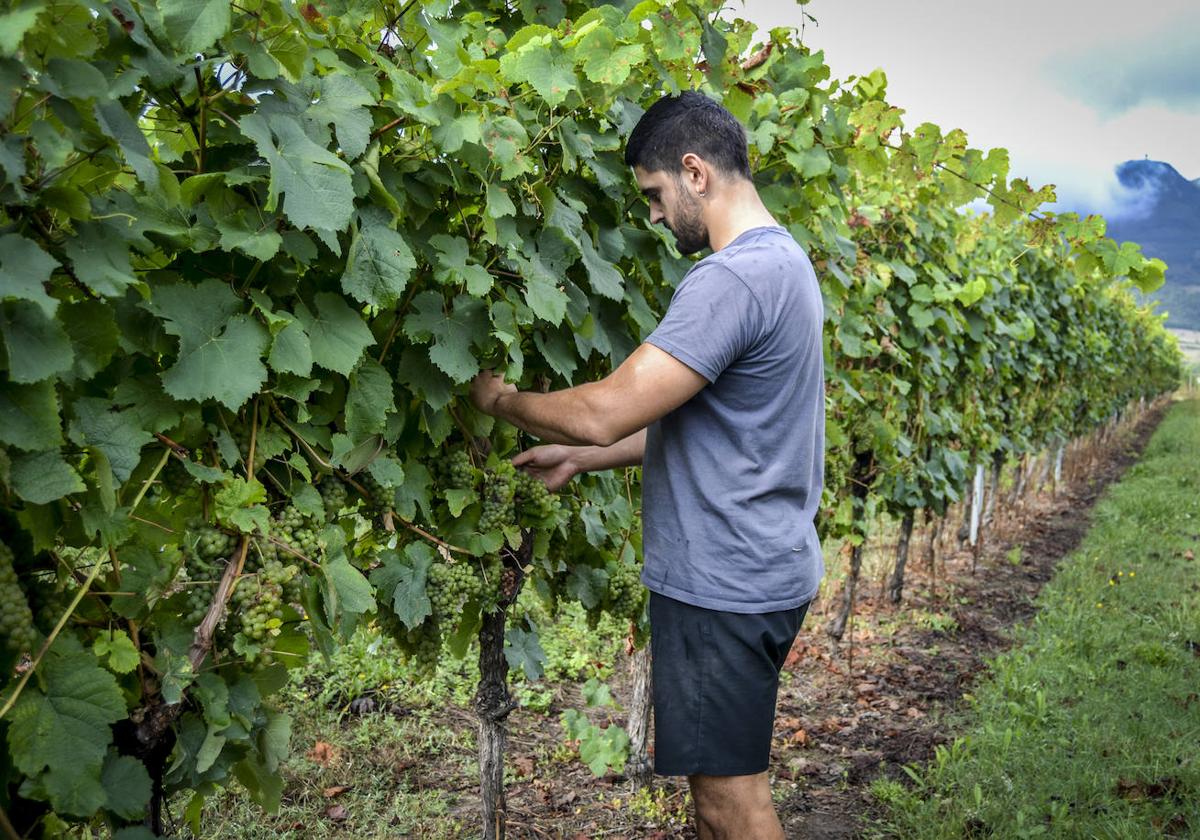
(470, 370), (516, 416)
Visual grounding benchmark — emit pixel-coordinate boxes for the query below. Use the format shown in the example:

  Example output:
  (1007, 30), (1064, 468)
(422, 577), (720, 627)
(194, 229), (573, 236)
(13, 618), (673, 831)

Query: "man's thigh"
(649, 592), (808, 777)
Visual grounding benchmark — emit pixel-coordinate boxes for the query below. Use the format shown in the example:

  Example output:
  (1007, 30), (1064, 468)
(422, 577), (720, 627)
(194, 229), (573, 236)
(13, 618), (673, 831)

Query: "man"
(470, 91), (825, 840)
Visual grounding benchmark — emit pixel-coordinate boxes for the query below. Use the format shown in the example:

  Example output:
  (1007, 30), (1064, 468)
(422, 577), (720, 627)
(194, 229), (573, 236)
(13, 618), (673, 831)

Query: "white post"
(969, 464), (984, 547)
(1053, 444), (1064, 488)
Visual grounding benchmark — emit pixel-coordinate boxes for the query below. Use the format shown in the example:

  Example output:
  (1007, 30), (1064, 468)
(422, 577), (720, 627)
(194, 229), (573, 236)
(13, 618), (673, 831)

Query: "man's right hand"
(512, 445), (579, 492)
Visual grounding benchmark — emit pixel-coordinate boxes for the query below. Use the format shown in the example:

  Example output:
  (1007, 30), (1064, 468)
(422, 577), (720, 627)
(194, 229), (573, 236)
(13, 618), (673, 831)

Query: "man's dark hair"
(624, 91), (752, 181)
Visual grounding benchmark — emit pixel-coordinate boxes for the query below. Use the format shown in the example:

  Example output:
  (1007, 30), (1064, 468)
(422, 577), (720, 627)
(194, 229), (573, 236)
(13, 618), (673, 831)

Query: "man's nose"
(649, 207), (665, 225)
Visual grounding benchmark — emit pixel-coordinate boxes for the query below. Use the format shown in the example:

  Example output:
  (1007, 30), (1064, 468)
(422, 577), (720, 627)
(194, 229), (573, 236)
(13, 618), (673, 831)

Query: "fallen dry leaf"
(513, 756), (535, 778)
(1184, 549), (1195, 561)
(306, 741), (341, 767)
(790, 728), (809, 747)
(322, 785), (351, 799)
(325, 804), (349, 821)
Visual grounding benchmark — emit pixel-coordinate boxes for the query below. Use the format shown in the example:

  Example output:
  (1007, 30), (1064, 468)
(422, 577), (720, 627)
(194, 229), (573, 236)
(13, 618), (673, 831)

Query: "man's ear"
(679, 152), (709, 196)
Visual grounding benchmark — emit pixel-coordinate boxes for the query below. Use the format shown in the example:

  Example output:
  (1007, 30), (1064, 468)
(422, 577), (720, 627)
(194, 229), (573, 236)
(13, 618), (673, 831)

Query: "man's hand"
(512, 445), (579, 492)
(470, 370), (516, 416)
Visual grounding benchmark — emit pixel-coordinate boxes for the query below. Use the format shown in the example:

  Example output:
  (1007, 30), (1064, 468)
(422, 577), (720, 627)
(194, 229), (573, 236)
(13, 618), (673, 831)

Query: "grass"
(872, 399), (1200, 839)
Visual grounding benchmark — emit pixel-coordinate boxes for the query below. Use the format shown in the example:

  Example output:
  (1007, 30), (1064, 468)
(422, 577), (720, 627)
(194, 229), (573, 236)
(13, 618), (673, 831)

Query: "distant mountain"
(1103, 160), (1200, 330)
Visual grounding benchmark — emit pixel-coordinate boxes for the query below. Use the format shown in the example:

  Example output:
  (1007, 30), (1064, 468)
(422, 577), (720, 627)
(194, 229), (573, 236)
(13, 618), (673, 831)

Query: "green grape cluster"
(229, 559), (296, 663)
(605, 560), (646, 622)
(358, 472), (392, 511)
(181, 578), (214, 628)
(514, 470), (561, 523)
(426, 561), (483, 618)
(189, 523), (235, 569)
(269, 506), (319, 559)
(476, 557), (507, 612)
(319, 477), (349, 519)
(479, 463), (517, 533)
(0, 541), (37, 657)
(442, 450), (475, 489)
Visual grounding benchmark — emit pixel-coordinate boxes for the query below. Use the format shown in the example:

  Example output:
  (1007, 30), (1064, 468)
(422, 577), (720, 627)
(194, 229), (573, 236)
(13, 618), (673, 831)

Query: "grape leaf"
(485, 183), (516, 219)
(576, 26), (644, 86)
(0, 134), (25, 196)
(8, 450), (85, 503)
(239, 113), (354, 234)
(0, 232), (59, 317)
(70, 398), (154, 483)
(402, 292), (487, 383)
(214, 476), (270, 534)
(322, 556), (375, 624)
(369, 543), (433, 630)
(296, 292), (375, 376)
(0, 300), (74, 384)
(158, 0), (231, 54)
(503, 626), (547, 680)
(499, 41), (577, 109)
(7, 652), (125, 815)
(93, 630), (140, 674)
(565, 564), (607, 609)
(307, 74), (373, 161)
(481, 115), (532, 179)
(148, 279), (269, 409)
(194, 727), (226, 774)
(60, 299), (120, 382)
(431, 112), (483, 154)
(345, 357), (394, 441)
(63, 222), (137, 297)
(367, 454), (405, 488)
(579, 234), (624, 300)
(94, 101), (158, 190)
(267, 319), (313, 376)
(513, 255), (569, 326)
(430, 234), (494, 297)
(391, 457), (432, 521)
(0, 5), (41, 55)
(215, 211), (283, 262)
(258, 710), (292, 773)
(0, 380), (62, 450)
(101, 753), (151, 820)
(341, 218), (416, 309)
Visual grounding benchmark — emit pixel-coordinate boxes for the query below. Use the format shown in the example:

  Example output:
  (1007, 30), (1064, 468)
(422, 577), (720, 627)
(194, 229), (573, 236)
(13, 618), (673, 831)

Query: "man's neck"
(704, 182), (780, 252)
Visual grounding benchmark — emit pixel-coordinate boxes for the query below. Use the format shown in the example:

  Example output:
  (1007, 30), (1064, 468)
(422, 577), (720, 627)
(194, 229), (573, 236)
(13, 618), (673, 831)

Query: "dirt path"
(464, 404), (1169, 839)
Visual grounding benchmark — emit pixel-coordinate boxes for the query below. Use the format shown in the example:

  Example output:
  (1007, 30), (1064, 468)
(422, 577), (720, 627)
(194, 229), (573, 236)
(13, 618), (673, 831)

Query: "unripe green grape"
(319, 477), (350, 520)
(0, 542), (38, 657)
(479, 464), (517, 534)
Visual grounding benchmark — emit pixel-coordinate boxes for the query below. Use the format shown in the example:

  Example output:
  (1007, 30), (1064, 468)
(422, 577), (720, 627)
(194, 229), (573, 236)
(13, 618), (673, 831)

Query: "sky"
(731, 0), (1200, 217)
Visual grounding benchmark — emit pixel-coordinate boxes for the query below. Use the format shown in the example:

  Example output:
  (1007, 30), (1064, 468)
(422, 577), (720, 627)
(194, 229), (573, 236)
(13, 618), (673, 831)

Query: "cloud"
(731, 0), (1200, 221)
(1050, 13), (1200, 114)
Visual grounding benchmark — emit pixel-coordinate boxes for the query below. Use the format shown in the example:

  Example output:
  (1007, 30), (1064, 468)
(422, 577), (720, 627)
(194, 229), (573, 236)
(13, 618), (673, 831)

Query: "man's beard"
(669, 189), (709, 255)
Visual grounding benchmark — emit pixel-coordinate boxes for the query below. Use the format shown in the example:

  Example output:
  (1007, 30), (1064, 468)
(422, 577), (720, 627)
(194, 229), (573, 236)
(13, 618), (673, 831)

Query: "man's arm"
(511, 429), (646, 492)
(470, 343), (707, 446)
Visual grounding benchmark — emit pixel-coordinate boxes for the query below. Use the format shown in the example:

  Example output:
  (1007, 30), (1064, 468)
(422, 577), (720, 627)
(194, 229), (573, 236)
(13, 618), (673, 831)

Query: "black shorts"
(649, 591), (809, 777)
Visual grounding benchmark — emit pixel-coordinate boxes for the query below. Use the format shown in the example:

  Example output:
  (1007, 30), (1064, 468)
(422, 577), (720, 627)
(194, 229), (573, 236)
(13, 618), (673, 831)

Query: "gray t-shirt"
(641, 225), (825, 613)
